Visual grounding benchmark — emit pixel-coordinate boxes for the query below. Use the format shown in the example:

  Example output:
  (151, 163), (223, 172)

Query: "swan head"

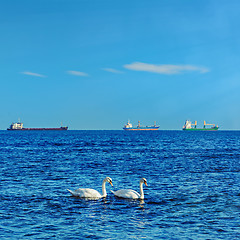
(104, 177), (113, 186)
(140, 178), (147, 186)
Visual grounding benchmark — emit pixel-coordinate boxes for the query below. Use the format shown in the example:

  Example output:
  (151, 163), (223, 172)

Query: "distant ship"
(182, 120), (219, 131)
(7, 121), (68, 131)
(123, 120), (159, 131)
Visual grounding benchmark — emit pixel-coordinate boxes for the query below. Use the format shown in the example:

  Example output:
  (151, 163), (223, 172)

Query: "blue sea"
(0, 130), (240, 239)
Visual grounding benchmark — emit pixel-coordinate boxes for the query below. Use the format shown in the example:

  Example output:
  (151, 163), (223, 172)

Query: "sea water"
(0, 130), (240, 239)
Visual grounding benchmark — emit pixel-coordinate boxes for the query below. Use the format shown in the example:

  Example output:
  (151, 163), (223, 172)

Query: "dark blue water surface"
(0, 130), (240, 239)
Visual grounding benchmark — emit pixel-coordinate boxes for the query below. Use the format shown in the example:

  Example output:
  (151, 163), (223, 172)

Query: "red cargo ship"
(7, 122), (68, 130)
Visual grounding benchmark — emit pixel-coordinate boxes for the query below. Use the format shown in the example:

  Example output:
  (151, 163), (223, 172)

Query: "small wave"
(147, 200), (168, 205)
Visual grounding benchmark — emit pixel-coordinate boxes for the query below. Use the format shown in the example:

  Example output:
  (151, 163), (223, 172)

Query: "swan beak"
(110, 181), (113, 187)
(144, 182), (148, 186)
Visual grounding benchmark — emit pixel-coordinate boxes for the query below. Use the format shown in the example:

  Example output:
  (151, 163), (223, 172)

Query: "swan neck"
(102, 180), (107, 197)
(139, 182), (144, 199)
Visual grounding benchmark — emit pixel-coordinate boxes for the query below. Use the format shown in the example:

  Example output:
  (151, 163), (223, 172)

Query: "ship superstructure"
(9, 122), (24, 130)
(123, 120), (159, 131)
(182, 120), (219, 131)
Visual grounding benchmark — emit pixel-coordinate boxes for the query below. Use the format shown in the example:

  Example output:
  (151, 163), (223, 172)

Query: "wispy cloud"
(102, 68), (124, 74)
(21, 71), (46, 78)
(123, 62), (209, 74)
(67, 70), (88, 77)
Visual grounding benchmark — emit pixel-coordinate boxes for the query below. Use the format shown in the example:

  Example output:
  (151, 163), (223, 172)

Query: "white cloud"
(102, 68), (124, 74)
(67, 70), (88, 77)
(21, 71), (46, 77)
(123, 62), (209, 74)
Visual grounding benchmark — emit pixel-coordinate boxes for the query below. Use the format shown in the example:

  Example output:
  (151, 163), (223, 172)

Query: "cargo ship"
(123, 120), (159, 131)
(182, 120), (219, 131)
(7, 121), (68, 131)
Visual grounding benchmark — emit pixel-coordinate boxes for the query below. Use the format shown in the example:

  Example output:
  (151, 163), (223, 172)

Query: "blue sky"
(1, 0), (240, 130)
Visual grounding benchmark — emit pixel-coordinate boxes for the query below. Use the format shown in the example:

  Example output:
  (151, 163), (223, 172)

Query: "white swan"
(111, 178), (147, 199)
(67, 177), (113, 199)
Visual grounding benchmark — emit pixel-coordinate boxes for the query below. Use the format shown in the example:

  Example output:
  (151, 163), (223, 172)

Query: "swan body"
(111, 178), (147, 200)
(67, 177), (113, 199)
(67, 188), (102, 198)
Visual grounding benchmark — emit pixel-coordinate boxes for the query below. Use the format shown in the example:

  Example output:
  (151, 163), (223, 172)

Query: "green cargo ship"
(182, 120), (219, 131)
